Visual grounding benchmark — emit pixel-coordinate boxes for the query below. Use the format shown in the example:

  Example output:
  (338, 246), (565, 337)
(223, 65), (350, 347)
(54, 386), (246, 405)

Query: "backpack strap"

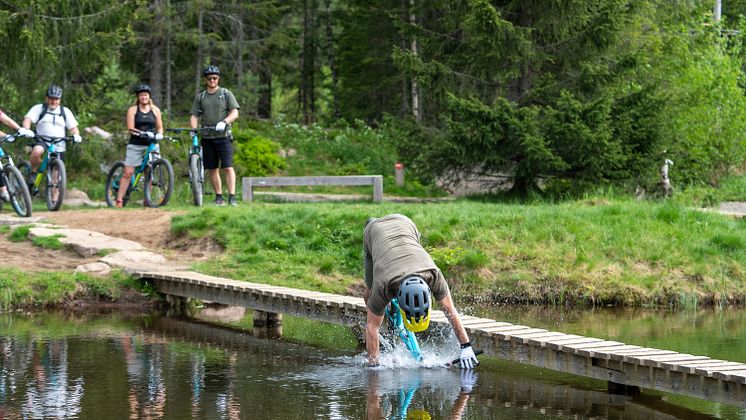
(198, 88), (230, 109)
(38, 103), (67, 125)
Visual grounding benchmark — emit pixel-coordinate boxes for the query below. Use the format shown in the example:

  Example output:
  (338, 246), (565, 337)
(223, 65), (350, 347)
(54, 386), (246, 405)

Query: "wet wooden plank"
(546, 337), (604, 351)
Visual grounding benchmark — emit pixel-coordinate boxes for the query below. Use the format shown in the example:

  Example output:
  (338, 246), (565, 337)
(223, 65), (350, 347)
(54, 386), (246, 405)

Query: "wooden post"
(372, 176), (383, 202)
(242, 177), (254, 202)
(254, 310), (282, 339)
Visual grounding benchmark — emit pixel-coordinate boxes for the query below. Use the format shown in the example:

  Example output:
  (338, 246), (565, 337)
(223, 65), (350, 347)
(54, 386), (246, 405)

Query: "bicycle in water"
(0, 133), (32, 217)
(104, 134), (174, 208)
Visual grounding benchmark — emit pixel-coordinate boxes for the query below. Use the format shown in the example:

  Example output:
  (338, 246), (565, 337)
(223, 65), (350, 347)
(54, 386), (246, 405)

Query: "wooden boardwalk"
(133, 269), (746, 408)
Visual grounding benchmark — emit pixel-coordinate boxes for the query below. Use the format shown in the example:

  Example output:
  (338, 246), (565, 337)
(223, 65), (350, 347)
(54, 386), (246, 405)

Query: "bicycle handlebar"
(166, 126), (215, 134)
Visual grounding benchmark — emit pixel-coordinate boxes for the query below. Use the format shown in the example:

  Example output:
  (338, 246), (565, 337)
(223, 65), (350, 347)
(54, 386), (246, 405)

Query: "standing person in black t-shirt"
(114, 84), (164, 208)
(189, 65), (240, 206)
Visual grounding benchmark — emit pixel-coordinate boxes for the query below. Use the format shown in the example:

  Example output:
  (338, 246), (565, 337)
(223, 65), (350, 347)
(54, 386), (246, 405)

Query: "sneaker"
(228, 196), (238, 206)
(0, 192), (9, 202)
(213, 196), (225, 206)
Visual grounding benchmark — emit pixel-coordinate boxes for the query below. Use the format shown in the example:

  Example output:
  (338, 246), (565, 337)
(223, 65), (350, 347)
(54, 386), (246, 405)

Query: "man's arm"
(223, 108), (239, 124)
(365, 308), (384, 366)
(189, 115), (199, 130)
(437, 293), (469, 345)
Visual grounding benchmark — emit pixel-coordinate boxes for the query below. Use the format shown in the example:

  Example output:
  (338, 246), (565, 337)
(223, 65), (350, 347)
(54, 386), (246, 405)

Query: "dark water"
(0, 308), (744, 419)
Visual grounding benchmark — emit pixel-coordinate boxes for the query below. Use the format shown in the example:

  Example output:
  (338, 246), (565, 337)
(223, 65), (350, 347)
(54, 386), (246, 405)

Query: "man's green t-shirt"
(190, 88), (240, 139)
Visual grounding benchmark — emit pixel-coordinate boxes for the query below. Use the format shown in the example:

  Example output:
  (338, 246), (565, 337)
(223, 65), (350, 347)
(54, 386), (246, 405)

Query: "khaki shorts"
(124, 144), (158, 167)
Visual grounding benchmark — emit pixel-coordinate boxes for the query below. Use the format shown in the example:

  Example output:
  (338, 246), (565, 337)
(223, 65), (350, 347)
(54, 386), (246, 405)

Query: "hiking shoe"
(213, 196), (225, 206)
(0, 191), (9, 203)
(228, 196), (238, 206)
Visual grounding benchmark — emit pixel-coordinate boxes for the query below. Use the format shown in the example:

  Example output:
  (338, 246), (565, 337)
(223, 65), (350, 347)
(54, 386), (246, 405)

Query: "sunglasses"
(206, 76), (219, 81)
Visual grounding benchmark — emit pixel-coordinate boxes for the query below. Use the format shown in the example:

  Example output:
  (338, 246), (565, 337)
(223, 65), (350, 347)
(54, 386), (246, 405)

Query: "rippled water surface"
(0, 308), (744, 419)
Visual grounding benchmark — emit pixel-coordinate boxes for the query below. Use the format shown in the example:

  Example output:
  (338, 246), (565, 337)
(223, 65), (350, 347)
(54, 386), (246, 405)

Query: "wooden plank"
(546, 337), (604, 351)
(463, 321), (513, 330)
(712, 370), (746, 384)
(641, 355), (710, 368)
(619, 350), (677, 364)
(251, 175), (381, 187)
(528, 333), (581, 347)
(590, 345), (644, 359)
(561, 341), (624, 355)
(577, 344), (639, 358)
(480, 325), (529, 333)
(494, 328), (548, 340)
(513, 331), (567, 345)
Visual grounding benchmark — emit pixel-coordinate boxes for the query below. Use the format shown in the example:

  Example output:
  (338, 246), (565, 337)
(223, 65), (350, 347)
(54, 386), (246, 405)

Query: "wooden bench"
(242, 175), (383, 202)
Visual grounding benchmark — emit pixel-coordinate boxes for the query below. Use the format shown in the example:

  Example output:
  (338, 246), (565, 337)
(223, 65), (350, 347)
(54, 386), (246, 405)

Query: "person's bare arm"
(438, 293), (469, 345)
(365, 309), (384, 366)
(223, 108), (239, 124)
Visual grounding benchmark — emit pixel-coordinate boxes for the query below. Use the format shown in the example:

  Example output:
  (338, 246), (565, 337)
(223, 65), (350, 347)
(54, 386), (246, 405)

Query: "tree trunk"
(195, 9), (204, 95)
(324, 0), (340, 119)
(399, 0), (410, 117)
(301, 0), (317, 125)
(165, 0), (172, 113)
(409, 0), (421, 122)
(257, 66), (272, 119)
(149, 0), (164, 106)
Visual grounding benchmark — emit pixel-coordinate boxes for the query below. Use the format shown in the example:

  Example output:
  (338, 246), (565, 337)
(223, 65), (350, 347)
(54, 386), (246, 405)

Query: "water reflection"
(0, 312), (742, 419)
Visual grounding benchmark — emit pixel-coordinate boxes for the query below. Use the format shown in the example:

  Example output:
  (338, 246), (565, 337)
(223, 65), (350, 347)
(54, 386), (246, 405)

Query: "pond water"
(0, 307), (744, 419)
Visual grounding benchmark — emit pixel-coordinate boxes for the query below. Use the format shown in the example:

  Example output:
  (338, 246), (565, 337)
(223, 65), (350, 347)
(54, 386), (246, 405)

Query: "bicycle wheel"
(4, 165), (32, 217)
(45, 158), (66, 211)
(189, 153), (203, 207)
(104, 161), (128, 207)
(144, 158), (174, 208)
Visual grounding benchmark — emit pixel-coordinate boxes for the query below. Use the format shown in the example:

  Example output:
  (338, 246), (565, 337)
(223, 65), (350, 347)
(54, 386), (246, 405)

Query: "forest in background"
(1, 0), (746, 197)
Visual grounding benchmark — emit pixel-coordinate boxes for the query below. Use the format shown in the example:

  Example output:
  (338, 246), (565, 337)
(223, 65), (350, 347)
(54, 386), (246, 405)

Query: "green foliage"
(31, 234), (64, 250)
(9, 226), (30, 242)
(0, 268), (139, 309)
(232, 128), (286, 177)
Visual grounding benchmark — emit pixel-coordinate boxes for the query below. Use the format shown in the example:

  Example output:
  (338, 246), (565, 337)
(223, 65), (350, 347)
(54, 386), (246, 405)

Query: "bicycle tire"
(45, 158), (66, 211)
(144, 158), (174, 208)
(4, 165), (32, 217)
(104, 161), (127, 207)
(189, 153), (203, 207)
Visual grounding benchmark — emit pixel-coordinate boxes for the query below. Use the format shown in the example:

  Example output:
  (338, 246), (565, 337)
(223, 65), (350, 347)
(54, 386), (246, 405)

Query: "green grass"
(0, 268), (148, 310)
(31, 234), (64, 250)
(170, 198), (746, 307)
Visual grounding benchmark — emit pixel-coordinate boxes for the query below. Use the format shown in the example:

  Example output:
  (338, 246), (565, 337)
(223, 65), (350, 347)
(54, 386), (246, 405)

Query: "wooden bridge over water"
(133, 269), (746, 408)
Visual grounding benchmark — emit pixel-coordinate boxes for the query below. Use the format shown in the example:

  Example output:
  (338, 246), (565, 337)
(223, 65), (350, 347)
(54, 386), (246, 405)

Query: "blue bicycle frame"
(30, 137), (67, 192)
(128, 141), (159, 189)
(385, 299), (423, 362)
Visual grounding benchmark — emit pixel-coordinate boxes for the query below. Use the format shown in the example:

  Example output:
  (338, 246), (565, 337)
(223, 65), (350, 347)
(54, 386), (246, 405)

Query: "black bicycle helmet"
(397, 276), (431, 332)
(135, 83), (152, 94)
(46, 85), (62, 99)
(203, 65), (220, 76)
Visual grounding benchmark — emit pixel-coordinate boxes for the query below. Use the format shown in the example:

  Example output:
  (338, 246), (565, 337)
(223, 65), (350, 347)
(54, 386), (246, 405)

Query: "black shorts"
(202, 137), (233, 170)
(33, 140), (64, 160)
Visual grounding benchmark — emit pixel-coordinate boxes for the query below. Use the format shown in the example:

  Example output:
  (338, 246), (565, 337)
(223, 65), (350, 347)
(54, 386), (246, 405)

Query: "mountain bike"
(385, 298), (424, 362)
(165, 127), (212, 207)
(385, 298), (484, 366)
(18, 135), (74, 211)
(0, 133), (32, 217)
(104, 137), (174, 208)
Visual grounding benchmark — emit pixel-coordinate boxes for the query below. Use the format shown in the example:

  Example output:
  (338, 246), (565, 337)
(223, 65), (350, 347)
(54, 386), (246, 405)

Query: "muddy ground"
(1, 208), (221, 273)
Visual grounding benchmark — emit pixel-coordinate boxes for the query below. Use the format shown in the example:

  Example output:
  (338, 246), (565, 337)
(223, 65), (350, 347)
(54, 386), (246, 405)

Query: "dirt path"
(1, 208), (221, 273)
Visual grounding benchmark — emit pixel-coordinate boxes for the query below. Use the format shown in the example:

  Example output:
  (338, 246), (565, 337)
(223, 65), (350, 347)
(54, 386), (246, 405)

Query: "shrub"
(232, 128), (286, 177)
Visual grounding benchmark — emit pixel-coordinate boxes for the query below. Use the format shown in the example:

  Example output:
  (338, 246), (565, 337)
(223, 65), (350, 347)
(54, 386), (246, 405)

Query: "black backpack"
(37, 103), (67, 125)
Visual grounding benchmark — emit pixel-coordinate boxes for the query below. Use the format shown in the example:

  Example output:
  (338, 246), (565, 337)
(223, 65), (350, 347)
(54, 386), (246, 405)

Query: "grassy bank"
(170, 198), (746, 308)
